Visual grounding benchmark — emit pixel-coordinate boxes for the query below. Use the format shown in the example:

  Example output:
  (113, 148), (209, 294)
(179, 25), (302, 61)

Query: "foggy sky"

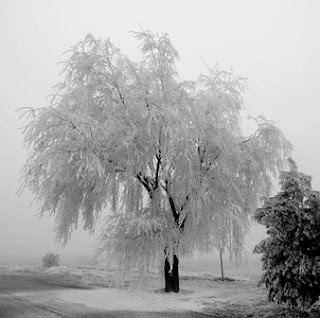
(1, 0), (320, 263)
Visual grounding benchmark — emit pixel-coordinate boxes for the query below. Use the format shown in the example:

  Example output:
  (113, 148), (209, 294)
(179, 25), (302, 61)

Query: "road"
(0, 274), (210, 318)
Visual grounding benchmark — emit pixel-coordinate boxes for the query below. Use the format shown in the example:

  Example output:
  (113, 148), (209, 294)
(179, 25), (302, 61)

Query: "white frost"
(57, 287), (206, 312)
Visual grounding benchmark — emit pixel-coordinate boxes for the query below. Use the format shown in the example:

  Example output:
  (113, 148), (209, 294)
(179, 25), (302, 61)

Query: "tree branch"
(136, 173), (155, 198)
(197, 144), (220, 175)
(179, 214), (188, 231)
(155, 152), (162, 189)
(164, 179), (179, 224)
(180, 195), (190, 212)
(82, 50), (126, 110)
(168, 196), (179, 225)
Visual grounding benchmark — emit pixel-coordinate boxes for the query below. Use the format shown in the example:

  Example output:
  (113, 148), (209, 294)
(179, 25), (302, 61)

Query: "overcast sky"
(1, 0), (319, 263)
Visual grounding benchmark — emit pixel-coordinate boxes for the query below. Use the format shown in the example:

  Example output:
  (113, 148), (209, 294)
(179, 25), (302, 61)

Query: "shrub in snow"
(42, 253), (60, 268)
(254, 159), (320, 310)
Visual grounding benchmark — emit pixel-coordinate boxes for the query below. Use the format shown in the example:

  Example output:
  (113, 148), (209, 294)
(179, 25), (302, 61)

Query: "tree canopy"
(20, 30), (292, 283)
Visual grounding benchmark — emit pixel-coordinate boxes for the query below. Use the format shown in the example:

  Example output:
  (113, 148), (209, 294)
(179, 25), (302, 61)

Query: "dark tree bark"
(219, 248), (224, 279)
(164, 254), (179, 293)
(163, 190), (184, 293)
(138, 173), (181, 293)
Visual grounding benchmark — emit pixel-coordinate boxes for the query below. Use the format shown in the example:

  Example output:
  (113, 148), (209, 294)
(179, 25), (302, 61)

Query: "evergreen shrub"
(254, 159), (320, 310)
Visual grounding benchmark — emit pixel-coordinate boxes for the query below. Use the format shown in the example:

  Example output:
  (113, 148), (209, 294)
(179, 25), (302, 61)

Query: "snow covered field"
(0, 264), (258, 315)
(1, 264), (320, 317)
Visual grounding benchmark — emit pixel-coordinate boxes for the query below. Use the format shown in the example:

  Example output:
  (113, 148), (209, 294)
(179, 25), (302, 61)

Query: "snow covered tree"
(42, 253), (60, 268)
(211, 207), (250, 279)
(254, 159), (320, 310)
(20, 30), (291, 293)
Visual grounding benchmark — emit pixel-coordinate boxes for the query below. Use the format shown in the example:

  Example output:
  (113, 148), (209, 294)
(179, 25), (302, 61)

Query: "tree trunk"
(219, 248), (224, 279)
(164, 254), (179, 293)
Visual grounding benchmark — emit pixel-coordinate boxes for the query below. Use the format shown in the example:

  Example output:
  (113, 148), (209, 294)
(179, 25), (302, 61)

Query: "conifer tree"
(254, 159), (320, 310)
(20, 30), (291, 292)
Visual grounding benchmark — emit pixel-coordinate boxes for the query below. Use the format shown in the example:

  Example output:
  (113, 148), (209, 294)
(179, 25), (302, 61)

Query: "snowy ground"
(1, 265), (320, 317)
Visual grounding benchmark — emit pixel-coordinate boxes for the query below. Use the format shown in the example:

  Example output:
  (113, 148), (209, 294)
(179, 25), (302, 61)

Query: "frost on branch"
(20, 30), (292, 277)
(254, 160), (320, 310)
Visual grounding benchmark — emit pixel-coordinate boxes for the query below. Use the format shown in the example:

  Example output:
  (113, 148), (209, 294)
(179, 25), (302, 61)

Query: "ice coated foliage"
(20, 30), (291, 275)
(254, 159), (320, 310)
(42, 253), (60, 267)
(211, 204), (249, 267)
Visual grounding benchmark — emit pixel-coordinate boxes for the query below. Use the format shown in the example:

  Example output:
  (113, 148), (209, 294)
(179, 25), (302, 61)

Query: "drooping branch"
(113, 81), (126, 108)
(197, 143), (221, 174)
(106, 158), (126, 173)
(82, 46), (127, 110)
